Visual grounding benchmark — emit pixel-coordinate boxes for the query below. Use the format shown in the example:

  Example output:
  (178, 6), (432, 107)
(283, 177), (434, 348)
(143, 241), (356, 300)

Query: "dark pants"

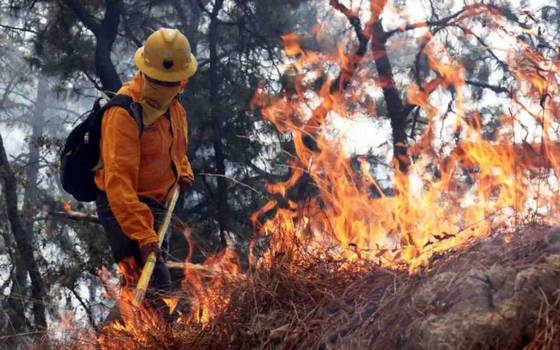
(95, 191), (172, 302)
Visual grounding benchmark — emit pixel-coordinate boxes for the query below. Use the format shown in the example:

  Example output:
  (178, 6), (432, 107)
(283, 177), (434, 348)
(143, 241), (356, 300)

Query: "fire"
(249, 3), (560, 271)
(97, 262), (158, 342)
(161, 295), (180, 315)
(182, 247), (242, 324)
(96, 247), (242, 346)
(64, 201), (72, 213)
(281, 33), (303, 57)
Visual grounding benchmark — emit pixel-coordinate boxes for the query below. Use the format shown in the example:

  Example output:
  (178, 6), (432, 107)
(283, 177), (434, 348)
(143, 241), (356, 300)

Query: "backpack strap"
(129, 102), (144, 136)
(101, 95), (144, 137)
(91, 95), (145, 172)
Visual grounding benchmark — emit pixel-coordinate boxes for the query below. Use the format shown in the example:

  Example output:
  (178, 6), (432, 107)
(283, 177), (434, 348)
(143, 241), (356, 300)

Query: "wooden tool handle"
(133, 186), (180, 307)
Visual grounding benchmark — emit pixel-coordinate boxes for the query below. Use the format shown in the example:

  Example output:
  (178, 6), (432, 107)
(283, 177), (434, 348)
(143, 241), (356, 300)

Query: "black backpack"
(60, 94), (143, 202)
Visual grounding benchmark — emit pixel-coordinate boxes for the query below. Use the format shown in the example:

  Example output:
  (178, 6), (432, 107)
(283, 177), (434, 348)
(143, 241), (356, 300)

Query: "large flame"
(249, 3), (560, 271)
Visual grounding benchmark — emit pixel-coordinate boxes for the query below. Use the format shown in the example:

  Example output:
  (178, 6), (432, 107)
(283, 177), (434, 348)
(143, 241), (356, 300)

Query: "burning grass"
(52, 224), (560, 349)
(74, 255), (407, 349)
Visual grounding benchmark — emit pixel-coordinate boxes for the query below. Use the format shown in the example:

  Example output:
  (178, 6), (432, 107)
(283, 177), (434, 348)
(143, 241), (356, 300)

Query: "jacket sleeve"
(179, 109), (194, 180)
(100, 107), (158, 246)
(180, 152), (194, 180)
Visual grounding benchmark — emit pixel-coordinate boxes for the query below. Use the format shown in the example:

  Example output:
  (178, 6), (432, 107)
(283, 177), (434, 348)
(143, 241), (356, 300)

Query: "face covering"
(139, 74), (183, 125)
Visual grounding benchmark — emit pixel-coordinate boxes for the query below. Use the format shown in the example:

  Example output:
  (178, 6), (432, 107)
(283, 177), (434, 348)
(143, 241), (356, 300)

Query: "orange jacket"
(95, 74), (193, 246)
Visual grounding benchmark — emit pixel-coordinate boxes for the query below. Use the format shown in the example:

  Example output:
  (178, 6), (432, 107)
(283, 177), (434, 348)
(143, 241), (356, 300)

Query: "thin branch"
(403, 105), (418, 123)
(413, 25), (447, 86)
(0, 87), (36, 105)
(197, 49), (238, 69)
(48, 211), (100, 224)
(454, 25), (510, 71)
(409, 105), (422, 140)
(120, 6), (143, 47)
(0, 331), (46, 341)
(0, 23), (38, 34)
(0, 261), (15, 295)
(465, 79), (510, 95)
(0, 79), (16, 110)
(199, 172), (263, 195)
(195, 0), (212, 16)
(83, 71), (103, 92)
(45, 105), (81, 117)
(329, 0), (370, 92)
(384, 4), (483, 39)
(67, 286), (97, 330)
(216, 19), (243, 26)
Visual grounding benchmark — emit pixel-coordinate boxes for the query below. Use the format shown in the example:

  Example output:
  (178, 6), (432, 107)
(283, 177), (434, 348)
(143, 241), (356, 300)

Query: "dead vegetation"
(50, 224), (560, 349)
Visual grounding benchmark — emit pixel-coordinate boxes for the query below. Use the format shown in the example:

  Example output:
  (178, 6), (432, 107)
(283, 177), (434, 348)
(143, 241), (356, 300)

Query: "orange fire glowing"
(182, 247), (242, 324)
(248, 3), (560, 271)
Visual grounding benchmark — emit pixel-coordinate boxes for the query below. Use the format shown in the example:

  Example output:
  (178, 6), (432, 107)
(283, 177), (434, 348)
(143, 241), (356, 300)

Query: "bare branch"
(385, 4), (476, 39)
(199, 172), (263, 195)
(329, 0), (371, 92)
(67, 286), (97, 330)
(465, 80), (510, 95)
(48, 211), (100, 224)
(454, 25), (510, 72)
(0, 23), (38, 34)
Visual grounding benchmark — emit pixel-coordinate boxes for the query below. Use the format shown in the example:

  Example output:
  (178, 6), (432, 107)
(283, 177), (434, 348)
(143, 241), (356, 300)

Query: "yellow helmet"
(134, 28), (198, 82)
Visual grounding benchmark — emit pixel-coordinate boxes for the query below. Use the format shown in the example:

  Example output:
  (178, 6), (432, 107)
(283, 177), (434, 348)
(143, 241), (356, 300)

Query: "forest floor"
(68, 224), (560, 349)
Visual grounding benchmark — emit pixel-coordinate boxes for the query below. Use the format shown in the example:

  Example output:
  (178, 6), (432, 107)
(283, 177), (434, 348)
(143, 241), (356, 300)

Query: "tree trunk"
(64, 0), (122, 92)
(4, 254), (28, 342)
(371, 21), (411, 174)
(209, 0), (228, 248)
(95, 0), (123, 92)
(22, 77), (47, 231)
(0, 134), (47, 332)
(3, 76), (48, 342)
(24, 77), (49, 330)
(371, 20), (415, 246)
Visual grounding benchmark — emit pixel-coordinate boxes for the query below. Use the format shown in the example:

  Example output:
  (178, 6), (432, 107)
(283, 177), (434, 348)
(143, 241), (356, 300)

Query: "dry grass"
(524, 290), (560, 350)
(63, 258), (406, 349)
(46, 224), (560, 349)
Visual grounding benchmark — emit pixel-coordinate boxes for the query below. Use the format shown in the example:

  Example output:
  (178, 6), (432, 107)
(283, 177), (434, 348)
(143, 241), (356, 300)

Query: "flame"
(182, 247), (242, 324)
(161, 295), (180, 315)
(96, 258), (180, 348)
(249, 4), (560, 271)
(281, 33), (303, 57)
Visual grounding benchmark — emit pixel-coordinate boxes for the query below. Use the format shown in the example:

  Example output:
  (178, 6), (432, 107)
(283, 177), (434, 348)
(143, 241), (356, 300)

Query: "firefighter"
(94, 28), (197, 311)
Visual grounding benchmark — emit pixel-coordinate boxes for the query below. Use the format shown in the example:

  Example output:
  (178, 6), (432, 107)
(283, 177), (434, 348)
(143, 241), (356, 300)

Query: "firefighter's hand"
(178, 174), (194, 192)
(139, 241), (161, 265)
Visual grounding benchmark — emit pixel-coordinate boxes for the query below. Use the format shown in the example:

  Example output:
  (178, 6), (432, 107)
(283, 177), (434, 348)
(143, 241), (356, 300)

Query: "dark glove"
(139, 241), (161, 265)
(178, 175), (194, 192)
